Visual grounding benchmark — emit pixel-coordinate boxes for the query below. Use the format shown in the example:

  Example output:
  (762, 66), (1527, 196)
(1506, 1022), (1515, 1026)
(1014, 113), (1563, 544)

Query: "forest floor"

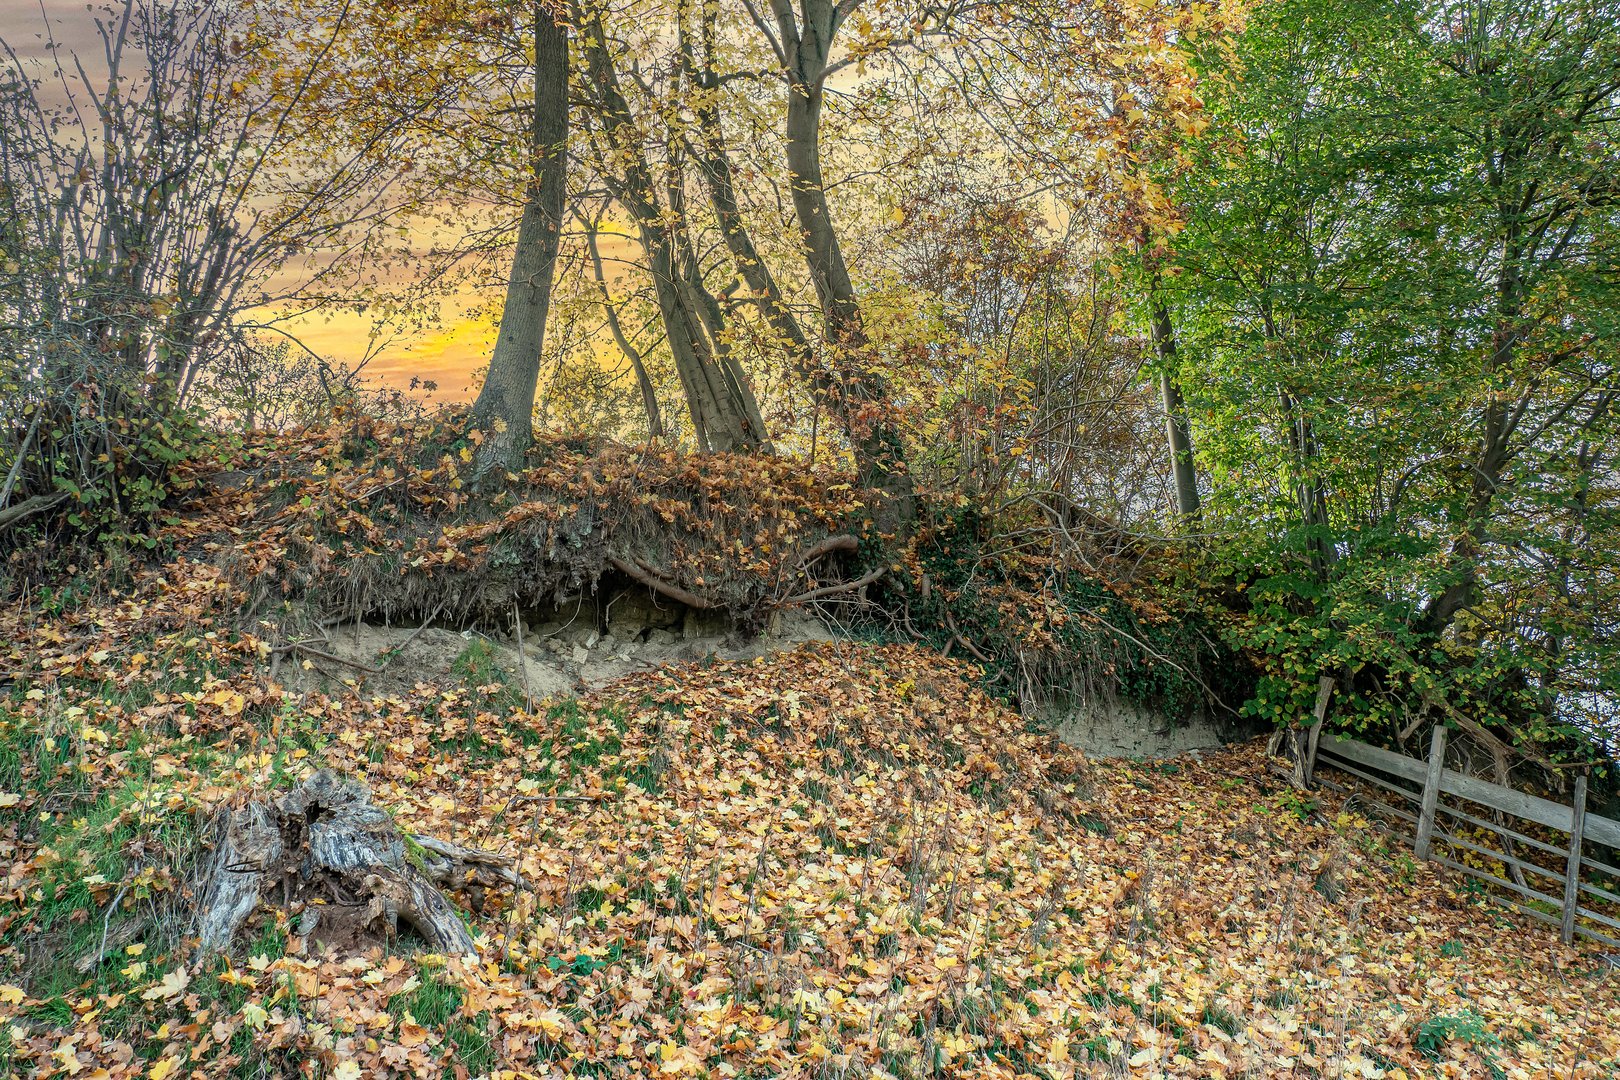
(1, 457), (1616, 1079)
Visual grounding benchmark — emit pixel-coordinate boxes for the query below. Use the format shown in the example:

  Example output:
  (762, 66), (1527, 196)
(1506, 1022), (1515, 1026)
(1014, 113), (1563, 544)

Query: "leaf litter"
(0, 440), (1615, 1079)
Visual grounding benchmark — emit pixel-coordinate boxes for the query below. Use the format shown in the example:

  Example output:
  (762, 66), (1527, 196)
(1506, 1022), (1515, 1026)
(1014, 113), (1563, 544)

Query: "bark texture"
(578, 12), (762, 452)
(775, 1), (914, 525)
(469, 3), (569, 478)
(1149, 297), (1201, 522)
(192, 771), (519, 960)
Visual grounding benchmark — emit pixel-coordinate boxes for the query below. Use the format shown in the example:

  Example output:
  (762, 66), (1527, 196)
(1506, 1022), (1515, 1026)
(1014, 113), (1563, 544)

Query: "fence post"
(1414, 725), (1448, 860)
(1303, 676), (1335, 787)
(1561, 772), (1588, 945)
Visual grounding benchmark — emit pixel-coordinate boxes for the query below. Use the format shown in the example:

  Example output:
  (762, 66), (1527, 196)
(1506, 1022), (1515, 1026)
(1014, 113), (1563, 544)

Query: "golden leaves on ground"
(0, 451), (1615, 1077)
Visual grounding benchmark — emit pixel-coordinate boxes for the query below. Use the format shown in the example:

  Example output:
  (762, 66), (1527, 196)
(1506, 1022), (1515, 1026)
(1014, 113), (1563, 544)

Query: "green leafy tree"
(1164, 0), (1620, 755)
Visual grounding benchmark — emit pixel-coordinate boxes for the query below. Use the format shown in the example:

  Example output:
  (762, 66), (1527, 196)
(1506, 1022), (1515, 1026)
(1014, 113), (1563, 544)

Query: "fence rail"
(1315, 730), (1619, 947)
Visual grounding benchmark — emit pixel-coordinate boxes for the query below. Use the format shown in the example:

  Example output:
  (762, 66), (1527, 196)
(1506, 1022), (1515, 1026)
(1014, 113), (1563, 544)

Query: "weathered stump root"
(192, 771), (520, 960)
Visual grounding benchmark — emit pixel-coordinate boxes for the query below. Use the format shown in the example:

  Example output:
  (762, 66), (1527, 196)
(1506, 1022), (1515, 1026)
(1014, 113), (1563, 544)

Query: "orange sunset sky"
(274, 298), (499, 404)
(9, 0), (628, 405)
(270, 226), (643, 402)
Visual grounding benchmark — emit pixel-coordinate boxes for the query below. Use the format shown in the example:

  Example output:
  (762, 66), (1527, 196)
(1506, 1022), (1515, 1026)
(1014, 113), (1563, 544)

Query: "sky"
(7, 0), (591, 403)
(275, 303), (499, 404)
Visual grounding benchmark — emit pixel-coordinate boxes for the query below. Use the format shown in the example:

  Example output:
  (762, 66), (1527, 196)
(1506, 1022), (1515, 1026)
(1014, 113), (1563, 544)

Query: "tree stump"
(191, 770), (520, 961)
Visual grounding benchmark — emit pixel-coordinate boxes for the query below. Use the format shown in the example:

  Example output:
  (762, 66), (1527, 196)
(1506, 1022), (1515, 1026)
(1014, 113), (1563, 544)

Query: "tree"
(574, 4), (766, 452)
(1163, 0), (1620, 748)
(580, 207), (666, 440)
(468, 1), (570, 477)
(740, 0), (918, 523)
(1412, 0), (1620, 640)
(0, 0), (415, 541)
(923, 0), (1232, 524)
(1148, 265), (1202, 521)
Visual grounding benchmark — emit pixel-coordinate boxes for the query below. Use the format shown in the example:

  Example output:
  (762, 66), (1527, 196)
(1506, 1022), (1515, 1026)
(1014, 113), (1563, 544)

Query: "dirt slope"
(0, 465), (1615, 1078)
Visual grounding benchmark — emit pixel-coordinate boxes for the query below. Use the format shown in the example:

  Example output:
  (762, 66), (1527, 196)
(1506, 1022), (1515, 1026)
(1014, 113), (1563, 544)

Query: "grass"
(1, 550), (1615, 1078)
(0, 694), (206, 998)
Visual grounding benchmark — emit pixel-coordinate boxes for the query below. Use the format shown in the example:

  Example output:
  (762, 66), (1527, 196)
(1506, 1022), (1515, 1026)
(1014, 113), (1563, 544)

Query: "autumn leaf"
(140, 968), (190, 1002)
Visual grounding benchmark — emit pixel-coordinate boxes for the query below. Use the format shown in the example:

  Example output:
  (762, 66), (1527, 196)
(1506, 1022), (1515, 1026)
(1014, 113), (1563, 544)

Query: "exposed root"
(778, 564), (885, 607)
(606, 555), (717, 610)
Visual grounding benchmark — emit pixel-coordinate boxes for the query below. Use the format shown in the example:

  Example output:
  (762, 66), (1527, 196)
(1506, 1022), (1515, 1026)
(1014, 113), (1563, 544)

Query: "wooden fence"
(1315, 730), (1620, 947)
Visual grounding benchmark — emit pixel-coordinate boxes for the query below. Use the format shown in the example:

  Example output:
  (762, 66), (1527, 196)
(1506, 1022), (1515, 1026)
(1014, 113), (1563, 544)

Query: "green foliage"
(1155, 0), (1620, 757)
(449, 639), (525, 719)
(389, 974), (464, 1029)
(1415, 1009), (1501, 1066)
(1, 392), (209, 555)
(1269, 789), (1319, 824)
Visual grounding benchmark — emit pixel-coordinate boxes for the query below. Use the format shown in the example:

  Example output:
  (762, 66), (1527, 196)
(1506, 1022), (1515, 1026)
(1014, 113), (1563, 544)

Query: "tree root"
(780, 565), (885, 607)
(607, 554), (717, 610)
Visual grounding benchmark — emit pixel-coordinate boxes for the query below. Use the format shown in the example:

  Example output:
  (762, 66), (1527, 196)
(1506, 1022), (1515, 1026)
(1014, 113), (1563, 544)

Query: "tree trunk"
(777, 1), (914, 527)
(469, 3), (568, 479)
(685, 13), (814, 369)
(1277, 384), (1336, 583)
(679, 249), (771, 449)
(1415, 230), (1525, 636)
(577, 9), (759, 452)
(648, 240), (749, 451)
(1149, 297), (1201, 521)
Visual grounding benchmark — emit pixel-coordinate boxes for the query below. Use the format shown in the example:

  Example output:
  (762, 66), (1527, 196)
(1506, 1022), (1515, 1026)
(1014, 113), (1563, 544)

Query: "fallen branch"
(608, 554), (716, 610)
(493, 791), (604, 825)
(0, 492), (68, 533)
(0, 411), (42, 510)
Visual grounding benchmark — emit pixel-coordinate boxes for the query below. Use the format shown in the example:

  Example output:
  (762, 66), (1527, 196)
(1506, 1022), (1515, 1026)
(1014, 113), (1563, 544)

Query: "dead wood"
(192, 770), (518, 962)
(0, 492), (68, 533)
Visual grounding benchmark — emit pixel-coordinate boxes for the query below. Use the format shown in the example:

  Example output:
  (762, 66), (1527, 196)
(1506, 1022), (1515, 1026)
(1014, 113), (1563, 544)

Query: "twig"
(495, 793), (606, 819)
(79, 883), (132, 974)
(273, 645), (383, 673)
(375, 600), (448, 670)
(513, 601), (533, 709)
(944, 609), (993, 662)
(271, 602), (445, 676)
